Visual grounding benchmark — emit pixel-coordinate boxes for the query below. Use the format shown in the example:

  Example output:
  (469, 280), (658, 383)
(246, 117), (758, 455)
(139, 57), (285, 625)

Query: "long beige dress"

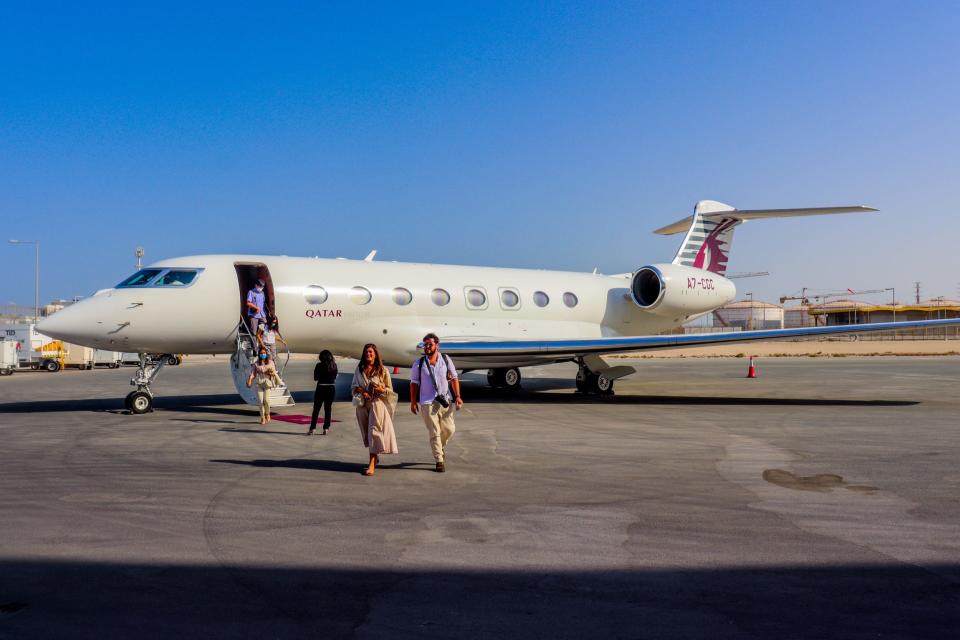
(352, 367), (398, 455)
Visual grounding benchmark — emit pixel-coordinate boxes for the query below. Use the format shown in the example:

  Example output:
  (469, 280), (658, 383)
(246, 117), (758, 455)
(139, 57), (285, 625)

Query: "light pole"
(8, 239), (39, 322)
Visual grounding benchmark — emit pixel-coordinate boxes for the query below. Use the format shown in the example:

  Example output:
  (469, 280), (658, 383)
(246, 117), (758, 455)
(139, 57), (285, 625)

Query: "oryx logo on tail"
(673, 200), (740, 276)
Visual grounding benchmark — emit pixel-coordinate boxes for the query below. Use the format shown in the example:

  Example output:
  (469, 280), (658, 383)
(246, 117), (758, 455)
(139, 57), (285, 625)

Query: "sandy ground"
(616, 339), (960, 358)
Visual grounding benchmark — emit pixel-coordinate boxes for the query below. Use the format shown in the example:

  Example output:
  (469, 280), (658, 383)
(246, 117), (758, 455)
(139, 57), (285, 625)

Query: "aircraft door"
(234, 262), (276, 334)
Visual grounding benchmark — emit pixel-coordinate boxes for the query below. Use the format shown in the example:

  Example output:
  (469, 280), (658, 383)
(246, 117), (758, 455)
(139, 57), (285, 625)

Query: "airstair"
(230, 319), (295, 408)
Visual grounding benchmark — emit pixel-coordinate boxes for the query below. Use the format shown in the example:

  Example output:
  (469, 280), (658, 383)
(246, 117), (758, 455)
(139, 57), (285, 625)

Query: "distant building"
(713, 300), (783, 330)
(808, 299), (960, 325)
(783, 305), (817, 328)
(43, 299), (73, 317)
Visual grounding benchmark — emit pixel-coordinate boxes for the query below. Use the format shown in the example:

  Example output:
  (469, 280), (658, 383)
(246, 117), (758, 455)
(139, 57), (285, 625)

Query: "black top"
(314, 362), (338, 385)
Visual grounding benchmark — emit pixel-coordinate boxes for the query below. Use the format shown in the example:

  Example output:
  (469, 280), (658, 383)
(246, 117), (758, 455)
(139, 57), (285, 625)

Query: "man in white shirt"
(410, 333), (463, 473)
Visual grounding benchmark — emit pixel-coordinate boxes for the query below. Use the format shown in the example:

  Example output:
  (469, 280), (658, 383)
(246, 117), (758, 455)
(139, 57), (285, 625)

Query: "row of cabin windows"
(303, 286), (579, 309)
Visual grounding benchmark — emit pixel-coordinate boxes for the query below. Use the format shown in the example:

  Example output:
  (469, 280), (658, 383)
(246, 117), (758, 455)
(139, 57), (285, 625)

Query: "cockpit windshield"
(156, 270), (198, 286)
(117, 269), (163, 287)
(116, 268), (202, 288)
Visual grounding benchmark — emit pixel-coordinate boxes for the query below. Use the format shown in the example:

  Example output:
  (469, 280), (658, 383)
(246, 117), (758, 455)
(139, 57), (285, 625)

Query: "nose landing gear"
(124, 353), (166, 414)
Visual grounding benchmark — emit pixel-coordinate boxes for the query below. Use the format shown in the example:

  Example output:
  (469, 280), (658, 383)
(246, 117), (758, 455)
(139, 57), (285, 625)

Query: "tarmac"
(1, 356), (959, 639)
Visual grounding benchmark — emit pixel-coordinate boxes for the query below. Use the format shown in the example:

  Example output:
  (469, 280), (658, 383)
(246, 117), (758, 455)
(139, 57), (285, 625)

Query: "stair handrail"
(237, 317), (257, 358)
(238, 317), (290, 380)
(278, 333), (291, 378)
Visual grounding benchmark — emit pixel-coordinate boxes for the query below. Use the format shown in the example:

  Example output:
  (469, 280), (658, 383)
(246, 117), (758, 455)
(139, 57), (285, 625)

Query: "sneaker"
(435, 462), (446, 473)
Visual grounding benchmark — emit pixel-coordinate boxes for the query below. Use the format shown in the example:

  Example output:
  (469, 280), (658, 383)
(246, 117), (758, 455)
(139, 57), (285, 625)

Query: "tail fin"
(654, 201), (878, 276)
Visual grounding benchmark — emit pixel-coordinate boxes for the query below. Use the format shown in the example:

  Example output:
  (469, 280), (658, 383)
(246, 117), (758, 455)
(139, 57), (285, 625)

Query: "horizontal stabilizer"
(655, 205), (877, 236)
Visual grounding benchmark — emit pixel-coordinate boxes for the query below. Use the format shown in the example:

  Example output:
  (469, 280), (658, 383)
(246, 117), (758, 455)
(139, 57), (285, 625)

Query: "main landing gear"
(124, 353), (166, 414)
(487, 367), (522, 391)
(576, 360), (615, 396)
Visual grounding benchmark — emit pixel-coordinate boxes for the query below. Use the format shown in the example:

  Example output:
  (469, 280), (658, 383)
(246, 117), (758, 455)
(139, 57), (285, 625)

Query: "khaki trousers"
(256, 385), (270, 421)
(420, 402), (456, 462)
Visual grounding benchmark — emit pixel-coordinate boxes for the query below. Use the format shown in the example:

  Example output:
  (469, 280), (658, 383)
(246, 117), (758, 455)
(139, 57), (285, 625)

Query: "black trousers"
(310, 385), (336, 430)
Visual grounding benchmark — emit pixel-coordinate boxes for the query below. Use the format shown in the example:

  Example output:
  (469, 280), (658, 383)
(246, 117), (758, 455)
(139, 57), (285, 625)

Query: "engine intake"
(631, 266), (665, 309)
(628, 263), (737, 317)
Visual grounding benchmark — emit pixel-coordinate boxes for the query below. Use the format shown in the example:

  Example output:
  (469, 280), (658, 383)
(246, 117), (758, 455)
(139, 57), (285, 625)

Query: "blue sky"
(2, 1), (958, 306)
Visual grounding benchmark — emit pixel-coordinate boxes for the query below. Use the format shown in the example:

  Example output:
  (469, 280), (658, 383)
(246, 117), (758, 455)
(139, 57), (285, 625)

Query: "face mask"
(259, 354), (267, 360)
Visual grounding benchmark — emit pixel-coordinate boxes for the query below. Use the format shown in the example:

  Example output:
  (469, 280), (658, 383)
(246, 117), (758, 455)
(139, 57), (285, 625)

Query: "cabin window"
(349, 286), (372, 305)
(392, 287), (413, 306)
(533, 291), (550, 307)
(431, 288), (451, 306)
(500, 288), (520, 309)
(117, 269), (163, 288)
(465, 287), (488, 309)
(303, 285), (328, 305)
(563, 292), (579, 308)
(156, 270), (198, 286)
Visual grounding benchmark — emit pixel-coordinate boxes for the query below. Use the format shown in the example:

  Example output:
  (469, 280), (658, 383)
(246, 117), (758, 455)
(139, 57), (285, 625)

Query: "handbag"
(352, 393), (365, 408)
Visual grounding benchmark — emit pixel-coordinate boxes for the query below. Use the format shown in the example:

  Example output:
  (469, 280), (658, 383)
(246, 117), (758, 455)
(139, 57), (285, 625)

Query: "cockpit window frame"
(116, 269), (164, 288)
(115, 267), (205, 289)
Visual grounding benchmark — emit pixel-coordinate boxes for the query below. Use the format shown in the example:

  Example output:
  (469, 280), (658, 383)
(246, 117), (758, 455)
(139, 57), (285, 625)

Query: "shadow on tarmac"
(210, 458), (432, 473)
(1, 560), (958, 639)
(0, 386), (918, 414)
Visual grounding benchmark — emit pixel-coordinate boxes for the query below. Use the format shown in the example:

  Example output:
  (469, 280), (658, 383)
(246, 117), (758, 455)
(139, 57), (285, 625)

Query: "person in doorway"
(258, 317), (287, 363)
(245, 278), (267, 342)
(246, 347), (282, 425)
(309, 350), (338, 435)
(409, 333), (463, 473)
(352, 343), (398, 476)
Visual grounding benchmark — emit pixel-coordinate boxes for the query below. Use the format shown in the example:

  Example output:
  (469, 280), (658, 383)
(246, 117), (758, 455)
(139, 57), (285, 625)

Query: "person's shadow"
(210, 458), (432, 474)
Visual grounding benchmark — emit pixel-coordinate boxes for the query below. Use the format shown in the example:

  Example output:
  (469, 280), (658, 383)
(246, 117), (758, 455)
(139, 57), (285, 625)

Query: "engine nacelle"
(630, 264), (736, 317)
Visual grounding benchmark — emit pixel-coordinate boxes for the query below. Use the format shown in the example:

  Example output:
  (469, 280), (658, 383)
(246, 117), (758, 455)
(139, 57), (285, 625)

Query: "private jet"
(38, 200), (960, 413)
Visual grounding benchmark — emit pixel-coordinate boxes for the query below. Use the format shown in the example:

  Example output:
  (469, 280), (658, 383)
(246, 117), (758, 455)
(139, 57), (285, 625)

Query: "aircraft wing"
(440, 318), (960, 359)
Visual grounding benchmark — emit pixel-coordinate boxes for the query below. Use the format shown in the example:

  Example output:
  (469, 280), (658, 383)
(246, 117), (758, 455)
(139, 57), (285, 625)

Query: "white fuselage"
(38, 255), (736, 368)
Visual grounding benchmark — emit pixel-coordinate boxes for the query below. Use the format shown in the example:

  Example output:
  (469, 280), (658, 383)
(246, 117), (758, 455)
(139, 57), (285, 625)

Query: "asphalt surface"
(1, 356), (959, 639)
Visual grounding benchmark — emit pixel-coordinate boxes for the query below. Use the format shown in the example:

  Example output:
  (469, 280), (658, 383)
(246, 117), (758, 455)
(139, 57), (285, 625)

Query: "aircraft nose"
(36, 299), (102, 346)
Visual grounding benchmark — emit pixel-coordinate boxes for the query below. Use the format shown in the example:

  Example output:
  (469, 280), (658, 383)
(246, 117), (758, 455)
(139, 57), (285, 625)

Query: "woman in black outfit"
(309, 350), (338, 435)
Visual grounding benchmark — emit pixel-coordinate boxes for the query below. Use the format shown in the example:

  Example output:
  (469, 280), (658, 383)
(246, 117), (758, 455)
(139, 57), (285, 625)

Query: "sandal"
(363, 468), (375, 476)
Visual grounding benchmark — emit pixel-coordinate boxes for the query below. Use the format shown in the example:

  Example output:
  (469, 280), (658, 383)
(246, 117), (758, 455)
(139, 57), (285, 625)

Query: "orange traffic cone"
(393, 366), (400, 374)
(746, 356), (757, 378)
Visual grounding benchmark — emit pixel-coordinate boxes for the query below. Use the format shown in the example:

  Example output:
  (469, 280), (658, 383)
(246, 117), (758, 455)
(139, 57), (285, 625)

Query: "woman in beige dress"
(246, 346), (282, 425)
(352, 343), (398, 476)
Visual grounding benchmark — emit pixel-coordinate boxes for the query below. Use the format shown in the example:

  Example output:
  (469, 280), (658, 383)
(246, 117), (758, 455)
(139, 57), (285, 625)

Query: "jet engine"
(630, 264), (736, 317)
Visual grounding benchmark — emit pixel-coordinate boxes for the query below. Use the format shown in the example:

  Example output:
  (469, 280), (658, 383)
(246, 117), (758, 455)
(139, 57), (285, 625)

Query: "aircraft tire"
(595, 374), (614, 395)
(581, 372), (614, 395)
(487, 369), (505, 388)
(502, 368), (522, 390)
(165, 355), (179, 366)
(129, 391), (153, 414)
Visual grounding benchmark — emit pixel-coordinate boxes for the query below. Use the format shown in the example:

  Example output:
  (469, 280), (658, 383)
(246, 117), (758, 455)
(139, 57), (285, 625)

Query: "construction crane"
(779, 288), (886, 305)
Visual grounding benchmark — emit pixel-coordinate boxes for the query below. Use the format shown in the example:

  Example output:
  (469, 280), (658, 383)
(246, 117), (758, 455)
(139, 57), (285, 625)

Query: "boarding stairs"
(229, 319), (295, 407)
